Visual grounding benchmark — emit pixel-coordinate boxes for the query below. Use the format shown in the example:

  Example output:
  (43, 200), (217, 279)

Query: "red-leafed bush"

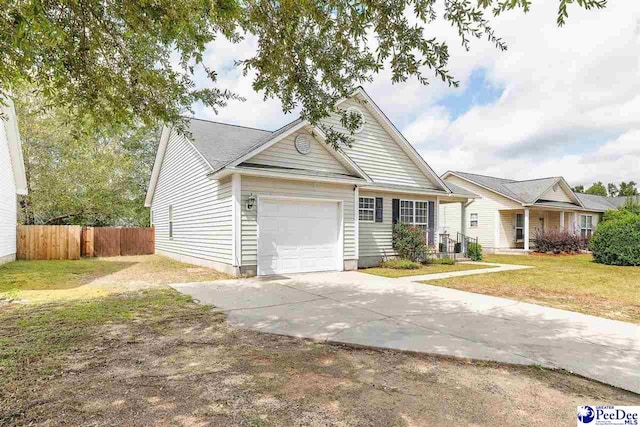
(533, 229), (588, 254)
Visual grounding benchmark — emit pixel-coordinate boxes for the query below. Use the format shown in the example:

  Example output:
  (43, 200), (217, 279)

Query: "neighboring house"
(145, 87), (474, 276)
(439, 171), (627, 253)
(0, 97), (28, 265)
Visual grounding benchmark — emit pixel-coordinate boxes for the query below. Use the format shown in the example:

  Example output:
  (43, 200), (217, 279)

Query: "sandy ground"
(3, 298), (638, 426)
(3, 255), (230, 304)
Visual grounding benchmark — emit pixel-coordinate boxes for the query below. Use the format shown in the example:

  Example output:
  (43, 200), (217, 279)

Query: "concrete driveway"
(171, 271), (640, 394)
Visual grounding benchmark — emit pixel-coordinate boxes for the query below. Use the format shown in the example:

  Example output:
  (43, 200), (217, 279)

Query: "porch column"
(461, 202), (467, 235)
(524, 208), (530, 251)
(434, 197), (440, 251)
(560, 211), (565, 230)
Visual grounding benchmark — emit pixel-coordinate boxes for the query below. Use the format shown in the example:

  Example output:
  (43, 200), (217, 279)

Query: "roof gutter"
(210, 166), (368, 186)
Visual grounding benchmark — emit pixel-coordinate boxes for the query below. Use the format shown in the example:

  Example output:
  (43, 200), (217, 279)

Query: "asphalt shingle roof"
(451, 171), (562, 204)
(450, 171), (633, 212)
(186, 118), (273, 172)
(444, 182), (479, 198)
(576, 193), (623, 211)
(187, 117), (308, 173)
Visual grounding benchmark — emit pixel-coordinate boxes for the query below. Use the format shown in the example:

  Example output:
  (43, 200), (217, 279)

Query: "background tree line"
(572, 182), (639, 197)
(16, 87), (159, 227)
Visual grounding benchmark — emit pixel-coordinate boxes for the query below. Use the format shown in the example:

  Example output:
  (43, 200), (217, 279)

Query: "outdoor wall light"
(247, 194), (256, 210)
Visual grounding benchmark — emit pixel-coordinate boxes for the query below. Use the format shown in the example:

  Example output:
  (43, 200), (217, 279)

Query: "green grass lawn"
(0, 259), (134, 294)
(362, 262), (494, 278)
(0, 255), (229, 303)
(426, 254), (640, 323)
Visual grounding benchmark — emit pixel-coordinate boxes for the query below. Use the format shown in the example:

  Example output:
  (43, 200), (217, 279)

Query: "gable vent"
(294, 134), (312, 155)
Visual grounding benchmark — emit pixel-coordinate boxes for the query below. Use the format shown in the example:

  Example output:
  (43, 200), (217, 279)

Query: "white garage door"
(258, 198), (341, 275)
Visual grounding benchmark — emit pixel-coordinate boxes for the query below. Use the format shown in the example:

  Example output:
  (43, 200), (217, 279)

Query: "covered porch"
(496, 207), (594, 252)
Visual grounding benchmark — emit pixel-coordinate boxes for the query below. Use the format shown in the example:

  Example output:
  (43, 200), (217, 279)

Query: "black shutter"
(392, 199), (400, 224)
(428, 201), (435, 245)
(375, 197), (383, 222)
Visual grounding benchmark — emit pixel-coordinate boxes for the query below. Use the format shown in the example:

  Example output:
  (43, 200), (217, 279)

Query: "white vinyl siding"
(444, 175), (522, 249)
(322, 98), (441, 189)
(358, 191), (435, 259)
(0, 118), (17, 259)
(151, 132), (233, 265)
(241, 176), (356, 266)
(247, 130), (349, 175)
(439, 203), (462, 236)
(539, 184), (573, 203)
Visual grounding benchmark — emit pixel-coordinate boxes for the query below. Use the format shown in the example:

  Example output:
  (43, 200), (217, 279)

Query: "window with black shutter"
(375, 197), (383, 222)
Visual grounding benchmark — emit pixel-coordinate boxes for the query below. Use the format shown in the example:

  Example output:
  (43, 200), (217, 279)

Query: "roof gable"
(245, 129), (350, 175)
(326, 91), (448, 191)
(538, 180), (574, 203)
(444, 171), (589, 208)
(503, 177), (559, 204)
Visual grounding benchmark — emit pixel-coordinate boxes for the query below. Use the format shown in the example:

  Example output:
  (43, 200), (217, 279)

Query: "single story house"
(439, 171), (629, 253)
(145, 87), (476, 276)
(0, 97), (28, 265)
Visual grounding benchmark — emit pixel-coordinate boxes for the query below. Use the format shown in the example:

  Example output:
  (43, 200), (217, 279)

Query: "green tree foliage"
(16, 88), (158, 226)
(585, 182), (607, 196)
(607, 183), (619, 197)
(619, 181), (638, 197)
(1, 0), (606, 147)
(572, 185), (585, 193)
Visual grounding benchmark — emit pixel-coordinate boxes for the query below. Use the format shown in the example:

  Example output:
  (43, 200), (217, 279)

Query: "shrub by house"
(590, 210), (640, 266)
(533, 229), (588, 254)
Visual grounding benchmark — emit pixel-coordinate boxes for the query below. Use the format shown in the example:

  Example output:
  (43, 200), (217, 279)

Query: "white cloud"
(388, 0), (640, 186)
(192, 1), (640, 186)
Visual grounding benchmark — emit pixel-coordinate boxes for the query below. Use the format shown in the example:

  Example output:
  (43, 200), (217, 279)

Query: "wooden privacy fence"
(82, 227), (155, 257)
(17, 225), (82, 260)
(16, 225), (154, 260)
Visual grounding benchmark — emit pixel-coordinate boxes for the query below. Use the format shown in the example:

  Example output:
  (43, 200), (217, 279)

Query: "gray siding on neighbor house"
(247, 129), (350, 175)
(240, 176), (356, 266)
(0, 118), (17, 259)
(322, 98), (440, 189)
(151, 131), (233, 265)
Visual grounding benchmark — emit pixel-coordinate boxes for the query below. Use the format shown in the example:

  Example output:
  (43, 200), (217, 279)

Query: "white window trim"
(580, 214), (593, 238)
(150, 209), (154, 226)
(470, 213), (479, 228)
(359, 196), (375, 222)
(515, 213), (524, 242)
(400, 199), (429, 229)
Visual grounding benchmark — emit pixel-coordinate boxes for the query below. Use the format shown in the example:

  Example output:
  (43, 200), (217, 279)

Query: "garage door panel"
(258, 198), (340, 275)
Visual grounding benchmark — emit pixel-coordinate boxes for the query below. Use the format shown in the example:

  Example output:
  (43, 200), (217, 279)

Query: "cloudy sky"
(192, 0), (640, 189)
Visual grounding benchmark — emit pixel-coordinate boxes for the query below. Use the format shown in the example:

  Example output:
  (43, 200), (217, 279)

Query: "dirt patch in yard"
(1, 290), (638, 426)
(1, 255), (230, 304)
